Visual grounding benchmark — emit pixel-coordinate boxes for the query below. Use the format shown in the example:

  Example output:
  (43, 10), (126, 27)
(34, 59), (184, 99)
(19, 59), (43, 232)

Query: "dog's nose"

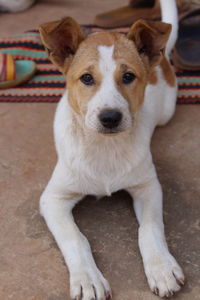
(99, 110), (122, 129)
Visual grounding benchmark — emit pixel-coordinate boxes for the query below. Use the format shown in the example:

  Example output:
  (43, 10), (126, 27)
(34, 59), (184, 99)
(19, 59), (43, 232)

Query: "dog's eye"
(122, 72), (135, 84)
(80, 73), (95, 86)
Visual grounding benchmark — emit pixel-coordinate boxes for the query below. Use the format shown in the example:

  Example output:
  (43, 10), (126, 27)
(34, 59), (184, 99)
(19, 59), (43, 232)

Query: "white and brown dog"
(39, 0), (185, 299)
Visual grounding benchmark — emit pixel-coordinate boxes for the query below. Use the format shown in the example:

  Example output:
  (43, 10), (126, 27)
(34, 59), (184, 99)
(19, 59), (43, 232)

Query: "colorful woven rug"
(0, 26), (199, 103)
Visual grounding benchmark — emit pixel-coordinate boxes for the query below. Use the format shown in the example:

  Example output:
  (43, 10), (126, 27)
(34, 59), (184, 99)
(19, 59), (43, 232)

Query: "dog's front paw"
(70, 267), (111, 300)
(144, 254), (185, 298)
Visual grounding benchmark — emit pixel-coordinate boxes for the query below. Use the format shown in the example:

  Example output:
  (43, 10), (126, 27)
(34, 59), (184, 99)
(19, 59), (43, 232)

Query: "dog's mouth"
(98, 127), (125, 135)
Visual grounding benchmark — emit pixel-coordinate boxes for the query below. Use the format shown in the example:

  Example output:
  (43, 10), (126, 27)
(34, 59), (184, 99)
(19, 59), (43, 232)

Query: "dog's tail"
(160, 0), (178, 55)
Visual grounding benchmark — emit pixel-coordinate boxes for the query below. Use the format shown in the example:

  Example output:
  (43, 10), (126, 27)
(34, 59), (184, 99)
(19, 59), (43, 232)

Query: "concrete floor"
(0, 0), (124, 38)
(0, 1), (200, 300)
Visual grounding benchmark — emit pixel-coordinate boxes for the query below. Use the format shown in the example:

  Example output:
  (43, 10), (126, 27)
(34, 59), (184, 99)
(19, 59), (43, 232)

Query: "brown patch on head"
(112, 33), (148, 112)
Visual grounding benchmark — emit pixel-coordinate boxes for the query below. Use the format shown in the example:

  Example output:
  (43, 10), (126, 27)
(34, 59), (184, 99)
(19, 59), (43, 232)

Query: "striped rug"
(0, 26), (199, 103)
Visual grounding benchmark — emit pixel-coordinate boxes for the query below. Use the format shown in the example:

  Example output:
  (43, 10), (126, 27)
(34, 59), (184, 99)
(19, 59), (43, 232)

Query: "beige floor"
(0, 1), (200, 300)
(0, 0), (125, 37)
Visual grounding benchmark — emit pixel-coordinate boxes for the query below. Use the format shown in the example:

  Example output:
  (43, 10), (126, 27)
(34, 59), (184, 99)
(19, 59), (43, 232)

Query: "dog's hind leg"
(128, 177), (185, 297)
(40, 163), (111, 300)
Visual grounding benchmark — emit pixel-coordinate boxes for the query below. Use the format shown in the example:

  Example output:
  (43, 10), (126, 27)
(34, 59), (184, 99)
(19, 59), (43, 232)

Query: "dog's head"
(39, 17), (171, 135)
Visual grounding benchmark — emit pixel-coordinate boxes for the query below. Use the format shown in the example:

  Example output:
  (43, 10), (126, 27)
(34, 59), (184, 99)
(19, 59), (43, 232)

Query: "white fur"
(40, 1), (184, 299)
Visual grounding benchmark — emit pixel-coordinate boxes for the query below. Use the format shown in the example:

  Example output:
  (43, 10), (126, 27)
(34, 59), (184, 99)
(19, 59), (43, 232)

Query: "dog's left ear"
(39, 17), (85, 73)
(127, 19), (171, 67)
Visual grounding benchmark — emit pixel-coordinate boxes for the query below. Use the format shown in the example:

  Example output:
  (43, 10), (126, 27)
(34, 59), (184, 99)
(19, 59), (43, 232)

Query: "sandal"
(0, 52), (36, 89)
(173, 7), (200, 70)
(94, 0), (189, 28)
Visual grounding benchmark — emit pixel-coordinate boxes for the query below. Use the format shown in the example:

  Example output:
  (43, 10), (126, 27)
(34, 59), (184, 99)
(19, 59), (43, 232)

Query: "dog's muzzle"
(99, 109), (122, 130)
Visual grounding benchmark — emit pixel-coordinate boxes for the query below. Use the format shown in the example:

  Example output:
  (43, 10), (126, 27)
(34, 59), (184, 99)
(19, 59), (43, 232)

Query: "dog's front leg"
(40, 165), (111, 300)
(128, 177), (185, 297)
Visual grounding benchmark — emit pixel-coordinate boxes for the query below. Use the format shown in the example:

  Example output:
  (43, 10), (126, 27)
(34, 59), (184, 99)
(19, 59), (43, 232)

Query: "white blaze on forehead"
(96, 45), (123, 109)
(94, 44), (128, 110)
(98, 45), (116, 75)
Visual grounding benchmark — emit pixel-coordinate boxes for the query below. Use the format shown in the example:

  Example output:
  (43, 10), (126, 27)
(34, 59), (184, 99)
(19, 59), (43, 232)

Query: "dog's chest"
(65, 134), (148, 196)
(70, 154), (131, 196)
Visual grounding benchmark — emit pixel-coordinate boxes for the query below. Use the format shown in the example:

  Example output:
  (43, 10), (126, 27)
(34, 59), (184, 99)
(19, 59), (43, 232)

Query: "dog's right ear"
(39, 17), (85, 73)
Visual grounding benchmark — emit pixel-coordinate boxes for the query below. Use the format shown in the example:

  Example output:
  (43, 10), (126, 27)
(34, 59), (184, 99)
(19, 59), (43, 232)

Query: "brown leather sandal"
(94, 0), (159, 28)
(173, 7), (200, 70)
(94, 0), (189, 28)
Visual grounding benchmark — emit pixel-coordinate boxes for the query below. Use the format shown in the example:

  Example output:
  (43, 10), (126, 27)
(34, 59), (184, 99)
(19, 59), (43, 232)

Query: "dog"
(39, 0), (185, 298)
